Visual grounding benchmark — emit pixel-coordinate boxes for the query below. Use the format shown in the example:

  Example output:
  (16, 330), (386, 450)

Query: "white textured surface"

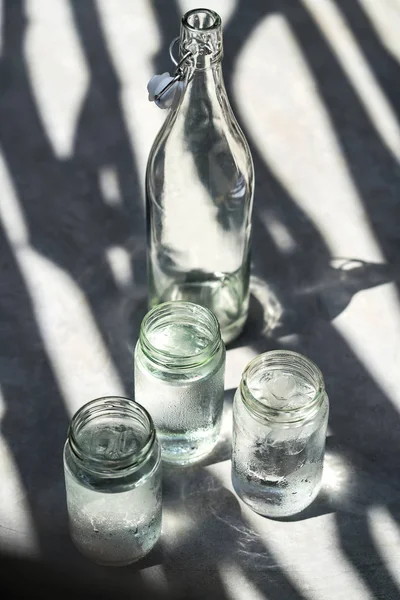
(1, 0), (400, 598)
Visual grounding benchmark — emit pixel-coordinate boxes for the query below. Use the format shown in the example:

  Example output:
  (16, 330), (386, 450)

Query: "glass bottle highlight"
(63, 397), (162, 566)
(232, 351), (329, 517)
(135, 301), (226, 464)
(146, 8), (254, 344)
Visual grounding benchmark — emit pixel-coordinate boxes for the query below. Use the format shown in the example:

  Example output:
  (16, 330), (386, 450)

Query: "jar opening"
(241, 350), (325, 423)
(68, 397), (155, 473)
(140, 301), (222, 370)
(183, 9), (220, 31)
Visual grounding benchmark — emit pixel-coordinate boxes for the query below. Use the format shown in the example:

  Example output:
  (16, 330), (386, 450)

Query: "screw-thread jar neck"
(139, 301), (222, 371)
(180, 8), (223, 69)
(240, 350), (326, 425)
(68, 397), (156, 475)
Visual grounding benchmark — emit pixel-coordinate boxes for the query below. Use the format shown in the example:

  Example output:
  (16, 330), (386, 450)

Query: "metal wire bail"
(154, 37), (193, 103)
(169, 37), (180, 66)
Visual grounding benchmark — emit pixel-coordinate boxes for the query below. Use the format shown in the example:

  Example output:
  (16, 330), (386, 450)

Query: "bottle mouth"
(68, 396), (156, 474)
(180, 9), (223, 67)
(240, 350), (325, 424)
(182, 8), (221, 31)
(139, 301), (222, 370)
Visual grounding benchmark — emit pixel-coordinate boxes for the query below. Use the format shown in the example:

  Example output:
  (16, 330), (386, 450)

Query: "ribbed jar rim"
(139, 301), (222, 371)
(68, 396), (156, 475)
(240, 350), (326, 424)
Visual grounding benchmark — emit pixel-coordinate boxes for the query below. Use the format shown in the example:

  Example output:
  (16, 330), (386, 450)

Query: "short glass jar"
(232, 350), (329, 518)
(135, 301), (226, 465)
(63, 397), (162, 566)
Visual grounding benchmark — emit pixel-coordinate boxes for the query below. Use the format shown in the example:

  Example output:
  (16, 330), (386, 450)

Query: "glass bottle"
(146, 8), (254, 344)
(63, 396), (162, 566)
(232, 351), (329, 517)
(134, 301), (226, 464)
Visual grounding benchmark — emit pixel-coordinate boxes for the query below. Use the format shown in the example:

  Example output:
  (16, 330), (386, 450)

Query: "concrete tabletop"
(0, 1), (400, 598)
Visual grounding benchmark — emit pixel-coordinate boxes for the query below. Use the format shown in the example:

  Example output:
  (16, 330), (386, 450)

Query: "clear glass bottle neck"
(240, 351), (326, 425)
(68, 396), (156, 475)
(180, 8), (223, 71)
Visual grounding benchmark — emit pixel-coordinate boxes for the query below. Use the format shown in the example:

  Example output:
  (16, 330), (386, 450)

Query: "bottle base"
(151, 271), (248, 344)
(220, 313), (247, 345)
(160, 433), (220, 466)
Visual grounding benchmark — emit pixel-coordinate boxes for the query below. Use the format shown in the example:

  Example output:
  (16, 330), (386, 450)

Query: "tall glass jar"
(232, 351), (329, 517)
(146, 8), (254, 344)
(135, 301), (226, 465)
(63, 397), (162, 566)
